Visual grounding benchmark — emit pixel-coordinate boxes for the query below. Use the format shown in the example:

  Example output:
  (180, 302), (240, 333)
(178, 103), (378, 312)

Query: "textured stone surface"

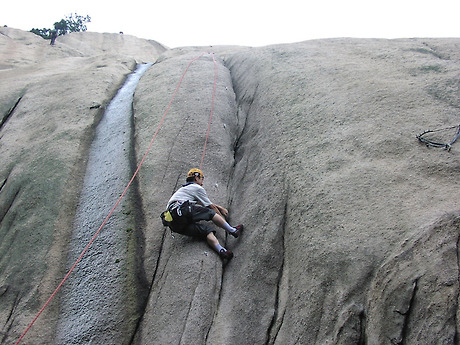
(1, 28), (459, 344)
(0, 27), (166, 344)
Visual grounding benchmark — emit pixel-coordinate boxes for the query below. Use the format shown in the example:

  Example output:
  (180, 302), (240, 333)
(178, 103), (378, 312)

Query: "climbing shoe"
(230, 224), (244, 238)
(219, 249), (234, 261)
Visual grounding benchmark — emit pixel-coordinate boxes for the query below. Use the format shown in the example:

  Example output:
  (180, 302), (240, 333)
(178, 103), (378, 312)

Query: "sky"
(2, 0), (460, 48)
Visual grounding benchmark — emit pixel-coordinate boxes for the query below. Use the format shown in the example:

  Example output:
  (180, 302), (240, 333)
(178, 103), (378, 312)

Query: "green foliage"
(64, 13), (91, 34)
(30, 13), (91, 39)
(30, 27), (53, 39)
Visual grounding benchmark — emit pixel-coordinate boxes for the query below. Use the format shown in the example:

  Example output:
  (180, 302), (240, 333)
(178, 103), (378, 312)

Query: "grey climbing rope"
(416, 125), (460, 151)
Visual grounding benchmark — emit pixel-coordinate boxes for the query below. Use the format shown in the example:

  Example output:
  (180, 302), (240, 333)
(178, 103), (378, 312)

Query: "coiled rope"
(416, 124), (460, 151)
(15, 52), (218, 344)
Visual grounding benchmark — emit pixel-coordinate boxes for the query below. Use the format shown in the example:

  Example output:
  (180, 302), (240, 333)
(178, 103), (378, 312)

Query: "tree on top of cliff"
(30, 13), (91, 39)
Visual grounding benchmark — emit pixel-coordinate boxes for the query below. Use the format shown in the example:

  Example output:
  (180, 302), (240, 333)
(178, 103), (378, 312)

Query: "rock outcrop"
(1, 27), (459, 344)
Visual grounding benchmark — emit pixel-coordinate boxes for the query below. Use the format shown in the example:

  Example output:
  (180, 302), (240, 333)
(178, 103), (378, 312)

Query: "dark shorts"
(169, 202), (216, 239)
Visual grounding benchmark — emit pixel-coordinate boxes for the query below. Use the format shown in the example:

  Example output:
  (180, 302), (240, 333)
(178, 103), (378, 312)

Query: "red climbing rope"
(15, 52), (218, 344)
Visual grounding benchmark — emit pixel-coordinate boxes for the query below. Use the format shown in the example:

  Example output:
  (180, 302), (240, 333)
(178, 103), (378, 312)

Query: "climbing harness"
(15, 52), (219, 344)
(416, 124), (460, 151)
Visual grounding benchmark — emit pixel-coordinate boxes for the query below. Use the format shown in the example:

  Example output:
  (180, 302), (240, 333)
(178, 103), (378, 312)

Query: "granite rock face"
(0, 27), (166, 344)
(1, 28), (459, 344)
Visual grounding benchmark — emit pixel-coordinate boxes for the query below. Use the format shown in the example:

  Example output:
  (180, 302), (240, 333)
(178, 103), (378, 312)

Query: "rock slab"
(1, 28), (459, 344)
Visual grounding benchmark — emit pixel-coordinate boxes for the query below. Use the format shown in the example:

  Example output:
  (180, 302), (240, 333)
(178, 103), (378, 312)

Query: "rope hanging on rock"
(416, 125), (460, 151)
(15, 52), (218, 345)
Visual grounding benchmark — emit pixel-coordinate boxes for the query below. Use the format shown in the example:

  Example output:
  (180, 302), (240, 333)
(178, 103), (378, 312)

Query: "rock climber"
(162, 168), (243, 261)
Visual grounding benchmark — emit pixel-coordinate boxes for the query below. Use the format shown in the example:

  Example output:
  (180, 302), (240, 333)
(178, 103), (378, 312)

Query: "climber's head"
(186, 168), (204, 184)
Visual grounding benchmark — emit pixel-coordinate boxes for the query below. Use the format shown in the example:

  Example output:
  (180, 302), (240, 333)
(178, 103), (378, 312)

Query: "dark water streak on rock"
(55, 63), (152, 345)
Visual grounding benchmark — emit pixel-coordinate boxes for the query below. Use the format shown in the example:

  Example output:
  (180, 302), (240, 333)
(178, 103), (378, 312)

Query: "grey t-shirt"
(167, 183), (212, 207)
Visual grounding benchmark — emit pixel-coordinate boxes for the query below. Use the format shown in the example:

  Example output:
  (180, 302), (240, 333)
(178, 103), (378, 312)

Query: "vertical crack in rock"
(125, 95), (151, 344)
(394, 278), (419, 345)
(204, 231), (239, 344)
(1, 291), (21, 344)
(0, 185), (20, 226)
(266, 182), (289, 345)
(204, 266), (223, 344)
(367, 212), (460, 345)
(129, 228), (169, 345)
(179, 259), (205, 344)
(224, 58), (256, 171)
(227, 85), (251, 200)
(4, 291), (20, 328)
(358, 309), (366, 345)
(203, 57), (252, 343)
(229, 113), (250, 194)
(0, 96), (22, 133)
(0, 177), (7, 193)
(128, 168), (183, 340)
(0, 178), (21, 344)
(219, 55), (289, 344)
